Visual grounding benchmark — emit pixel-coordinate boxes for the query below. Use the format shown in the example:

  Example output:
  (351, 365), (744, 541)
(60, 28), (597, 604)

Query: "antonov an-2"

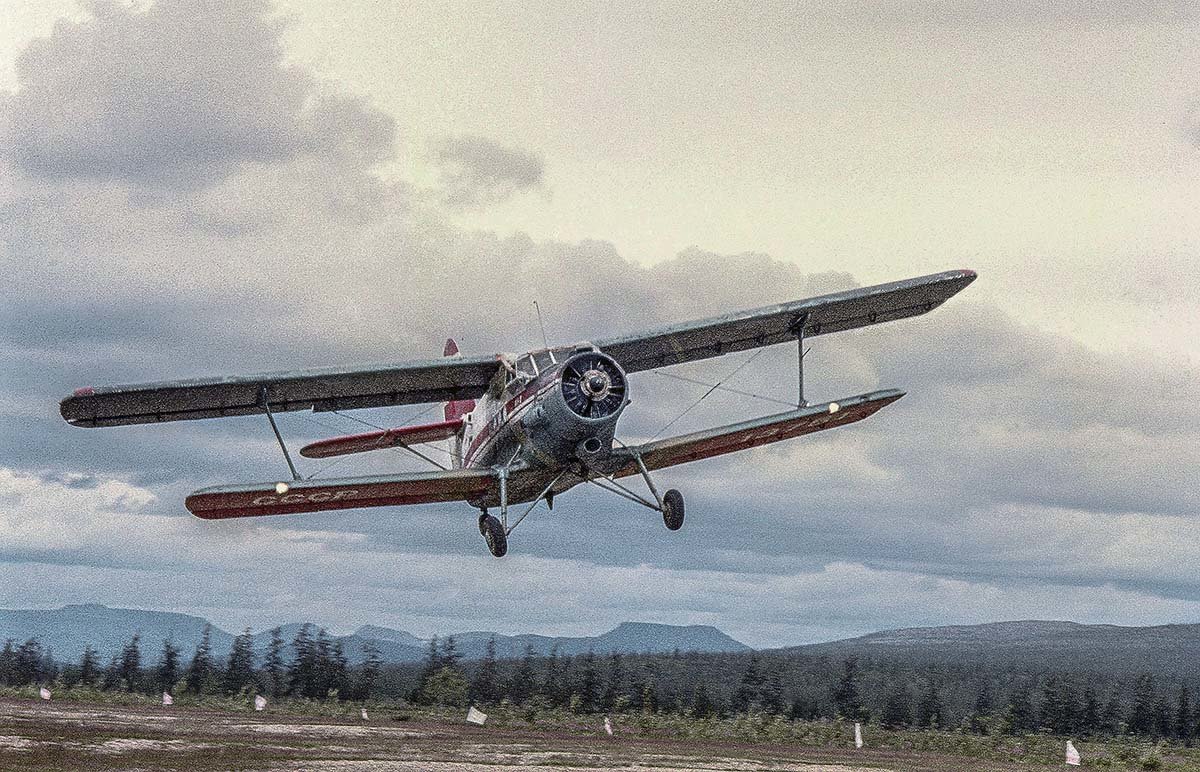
(60, 269), (975, 557)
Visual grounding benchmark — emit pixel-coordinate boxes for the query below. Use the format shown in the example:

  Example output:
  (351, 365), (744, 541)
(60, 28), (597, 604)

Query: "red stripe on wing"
(299, 418), (463, 459)
(186, 469), (494, 519)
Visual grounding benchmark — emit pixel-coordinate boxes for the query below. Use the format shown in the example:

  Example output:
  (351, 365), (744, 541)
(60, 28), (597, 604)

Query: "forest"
(2, 625), (1198, 744)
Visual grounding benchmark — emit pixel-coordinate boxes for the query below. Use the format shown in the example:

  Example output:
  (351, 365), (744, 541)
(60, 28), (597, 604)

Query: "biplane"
(60, 269), (975, 557)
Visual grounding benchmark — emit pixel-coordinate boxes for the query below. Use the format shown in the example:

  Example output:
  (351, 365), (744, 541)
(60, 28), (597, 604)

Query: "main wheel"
(479, 514), (508, 557)
(662, 489), (684, 531)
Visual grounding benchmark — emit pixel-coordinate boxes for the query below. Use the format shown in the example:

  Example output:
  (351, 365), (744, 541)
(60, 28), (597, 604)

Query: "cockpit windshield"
(515, 354), (537, 378)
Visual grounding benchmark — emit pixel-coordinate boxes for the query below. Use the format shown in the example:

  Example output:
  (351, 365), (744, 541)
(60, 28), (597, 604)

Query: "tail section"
(442, 338), (477, 422)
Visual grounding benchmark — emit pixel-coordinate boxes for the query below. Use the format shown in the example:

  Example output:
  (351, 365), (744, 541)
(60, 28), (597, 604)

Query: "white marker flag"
(854, 722), (863, 749)
(361, 708), (369, 721)
(466, 706), (487, 725)
(254, 694), (267, 711)
(604, 716), (613, 736)
(162, 692), (174, 706)
(1065, 740), (1081, 766)
(39, 687), (51, 701)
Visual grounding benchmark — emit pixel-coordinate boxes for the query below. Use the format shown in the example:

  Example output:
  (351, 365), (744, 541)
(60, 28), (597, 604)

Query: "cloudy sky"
(1, 0), (1198, 648)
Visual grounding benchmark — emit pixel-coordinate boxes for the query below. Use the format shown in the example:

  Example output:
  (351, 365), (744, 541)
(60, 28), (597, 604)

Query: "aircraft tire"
(662, 489), (685, 531)
(480, 514), (508, 557)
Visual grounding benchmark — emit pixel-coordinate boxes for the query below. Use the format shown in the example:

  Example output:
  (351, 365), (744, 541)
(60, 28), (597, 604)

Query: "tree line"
(6, 628), (1200, 742)
(0, 624), (383, 702)
(390, 641), (1200, 742)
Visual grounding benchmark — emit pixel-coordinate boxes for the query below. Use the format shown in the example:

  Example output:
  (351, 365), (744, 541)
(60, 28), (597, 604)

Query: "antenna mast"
(533, 301), (550, 349)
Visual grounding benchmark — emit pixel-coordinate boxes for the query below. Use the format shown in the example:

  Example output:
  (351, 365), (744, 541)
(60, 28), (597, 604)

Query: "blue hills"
(0, 604), (751, 664)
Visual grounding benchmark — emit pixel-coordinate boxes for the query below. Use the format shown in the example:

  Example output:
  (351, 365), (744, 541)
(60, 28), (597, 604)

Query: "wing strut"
(261, 387), (301, 481)
(791, 313), (809, 407)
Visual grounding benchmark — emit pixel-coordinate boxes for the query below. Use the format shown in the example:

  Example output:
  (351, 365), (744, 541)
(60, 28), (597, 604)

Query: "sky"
(1, 0), (1198, 648)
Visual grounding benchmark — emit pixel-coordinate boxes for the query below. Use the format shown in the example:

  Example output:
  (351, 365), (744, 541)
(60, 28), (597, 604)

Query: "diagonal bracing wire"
(650, 368), (797, 408)
(648, 348), (768, 441)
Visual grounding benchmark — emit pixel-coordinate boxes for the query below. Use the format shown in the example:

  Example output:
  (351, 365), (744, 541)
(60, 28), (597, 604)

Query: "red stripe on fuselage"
(463, 376), (559, 467)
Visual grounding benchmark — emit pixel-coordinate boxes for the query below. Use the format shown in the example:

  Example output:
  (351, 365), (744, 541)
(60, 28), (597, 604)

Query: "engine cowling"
(560, 352), (626, 419)
(521, 350), (628, 466)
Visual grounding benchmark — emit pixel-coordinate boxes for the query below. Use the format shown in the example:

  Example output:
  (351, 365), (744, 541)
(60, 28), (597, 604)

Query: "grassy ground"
(1, 689), (1198, 771)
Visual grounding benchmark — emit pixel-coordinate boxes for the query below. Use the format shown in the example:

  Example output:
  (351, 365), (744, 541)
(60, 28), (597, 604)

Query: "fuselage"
(456, 343), (628, 507)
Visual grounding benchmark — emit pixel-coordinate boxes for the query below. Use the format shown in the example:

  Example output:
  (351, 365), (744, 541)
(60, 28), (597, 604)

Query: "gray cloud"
(3, 0), (393, 189)
(433, 134), (544, 209)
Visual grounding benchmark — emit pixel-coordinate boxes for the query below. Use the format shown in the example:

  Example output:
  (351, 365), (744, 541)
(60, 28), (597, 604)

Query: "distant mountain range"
(8, 607), (1200, 678)
(785, 620), (1200, 678)
(0, 604), (750, 664)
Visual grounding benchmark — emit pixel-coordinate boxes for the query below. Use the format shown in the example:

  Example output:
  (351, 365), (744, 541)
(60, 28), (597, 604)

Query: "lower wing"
(186, 468), (497, 519)
(607, 389), (904, 477)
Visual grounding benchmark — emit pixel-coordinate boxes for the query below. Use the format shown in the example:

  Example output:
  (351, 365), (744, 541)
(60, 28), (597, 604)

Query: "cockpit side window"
(532, 351), (555, 372)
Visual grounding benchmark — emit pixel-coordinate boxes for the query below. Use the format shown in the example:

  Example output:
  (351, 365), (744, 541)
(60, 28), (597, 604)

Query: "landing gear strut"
(583, 448), (687, 532)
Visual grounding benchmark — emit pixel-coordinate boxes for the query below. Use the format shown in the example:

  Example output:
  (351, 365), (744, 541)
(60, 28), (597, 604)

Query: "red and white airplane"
(61, 270), (975, 557)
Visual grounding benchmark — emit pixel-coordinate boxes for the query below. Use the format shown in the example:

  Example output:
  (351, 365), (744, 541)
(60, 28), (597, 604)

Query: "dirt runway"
(0, 698), (1046, 771)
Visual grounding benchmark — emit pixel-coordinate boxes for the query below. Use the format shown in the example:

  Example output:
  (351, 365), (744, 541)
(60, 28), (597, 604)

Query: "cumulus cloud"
(433, 134), (544, 209)
(7, 468), (1200, 646)
(3, 0), (393, 189)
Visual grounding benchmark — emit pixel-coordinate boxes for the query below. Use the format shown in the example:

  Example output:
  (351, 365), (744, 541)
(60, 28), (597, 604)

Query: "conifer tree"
(14, 639), (44, 686)
(1004, 686), (1034, 735)
(329, 639), (349, 699)
(101, 654), (122, 691)
(441, 636), (461, 669)
(916, 681), (944, 729)
(969, 681), (993, 734)
(156, 639), (180, 693)
(1128, 674), (1157, 736)
(470, 636), (501, 706)
(831, 658), (868, 722)
(185, 625), (214, 694)
(601, 653), (624, 711)
(118, 633), (141, 692)
(262, 628), (286, 698)
(355, 641), (383, 701)
(414, 635), (441, 700)
(734, 655), (766, 713)
(223, 629), (256, 695)
(1177, 686), (1193, 744)
(1080, 688), (1101, 737)
(0, 639), (13, 686)
(692, 681), (715, 718)
(287, 624), (317, 698)
(315, 629), (334, 697)
(762, 670), (785, 714)
(1101, 692), (1123, 735)
(578, 651), (599, 713)
(541, 646), (561, 706)
(1039, 675), (1079, 735)
(507, 644), (537, 704)
(78, 646), (100, 687)
(881, 683), (913, 729)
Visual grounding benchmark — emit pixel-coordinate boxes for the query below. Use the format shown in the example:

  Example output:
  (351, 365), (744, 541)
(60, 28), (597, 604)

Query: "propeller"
(561, 353), (626, 419)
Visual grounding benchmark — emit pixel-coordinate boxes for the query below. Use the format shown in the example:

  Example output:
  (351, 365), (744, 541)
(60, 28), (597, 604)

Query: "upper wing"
(61, 354), (501, 428)
(186, 467), (497, 519)
(607, 390), (904, 477)
(596, 269), (975, 373)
